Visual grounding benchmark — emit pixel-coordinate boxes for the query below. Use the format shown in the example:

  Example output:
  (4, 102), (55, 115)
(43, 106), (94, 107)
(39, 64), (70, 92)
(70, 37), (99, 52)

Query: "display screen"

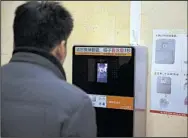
(97, 63), (108, 83)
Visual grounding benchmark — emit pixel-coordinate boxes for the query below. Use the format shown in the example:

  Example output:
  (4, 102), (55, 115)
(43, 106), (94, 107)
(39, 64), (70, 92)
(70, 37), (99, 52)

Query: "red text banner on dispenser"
(75, 47), (132, 56)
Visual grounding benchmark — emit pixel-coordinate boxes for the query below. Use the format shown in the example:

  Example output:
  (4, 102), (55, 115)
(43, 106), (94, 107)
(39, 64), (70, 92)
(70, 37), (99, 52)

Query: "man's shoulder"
(50, 79), (91, 109)
(58, 80), (88, 99)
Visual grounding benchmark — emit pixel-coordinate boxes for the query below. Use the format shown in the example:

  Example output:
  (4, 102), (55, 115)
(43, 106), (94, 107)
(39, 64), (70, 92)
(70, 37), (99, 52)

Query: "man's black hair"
(13, 1), (73, 51)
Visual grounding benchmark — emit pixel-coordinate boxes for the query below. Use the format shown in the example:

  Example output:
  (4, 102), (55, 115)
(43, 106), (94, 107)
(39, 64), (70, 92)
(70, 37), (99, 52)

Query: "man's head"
(13, 1), (73, 64)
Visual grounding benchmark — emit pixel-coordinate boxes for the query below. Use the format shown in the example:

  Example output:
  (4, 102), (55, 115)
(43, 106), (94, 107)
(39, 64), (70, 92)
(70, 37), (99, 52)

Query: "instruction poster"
(150, 30), (187, 117)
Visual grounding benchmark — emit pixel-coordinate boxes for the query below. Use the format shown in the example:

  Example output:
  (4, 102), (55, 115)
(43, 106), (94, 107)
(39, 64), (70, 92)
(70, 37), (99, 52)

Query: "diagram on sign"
(183, 77), (187, 91)
(160, 98), (169, 109)
(155, 39), (176, 64)
(182, 73), (187, 107)
(184, 96), (188, 106)
(157, 76), (171, 109)
(181, 34), (187, 71)
(157, 76), (171, 94)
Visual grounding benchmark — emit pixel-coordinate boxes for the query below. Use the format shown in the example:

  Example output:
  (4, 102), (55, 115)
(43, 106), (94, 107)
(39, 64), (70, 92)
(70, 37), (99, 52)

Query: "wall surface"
(62, 1), (130, 82)
(140, 1), (187, 137)
(1, 1), (187, 137)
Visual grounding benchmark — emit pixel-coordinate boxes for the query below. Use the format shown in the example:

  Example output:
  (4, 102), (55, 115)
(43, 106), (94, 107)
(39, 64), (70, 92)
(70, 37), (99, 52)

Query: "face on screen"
(97, 63), (108, 83)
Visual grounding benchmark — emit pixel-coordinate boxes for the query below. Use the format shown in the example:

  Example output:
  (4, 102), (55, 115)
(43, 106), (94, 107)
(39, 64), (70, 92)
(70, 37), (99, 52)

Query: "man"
(1, 1), (97, 137)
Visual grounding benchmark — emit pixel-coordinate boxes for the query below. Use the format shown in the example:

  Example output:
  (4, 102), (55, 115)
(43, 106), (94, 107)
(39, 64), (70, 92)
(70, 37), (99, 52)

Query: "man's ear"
(51, 40), (66, 63)
(59, 40), (66, 57)
(57, 40), (67, 63)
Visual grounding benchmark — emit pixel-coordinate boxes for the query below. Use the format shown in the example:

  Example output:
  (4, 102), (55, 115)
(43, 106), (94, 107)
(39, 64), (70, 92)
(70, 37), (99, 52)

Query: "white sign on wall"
(150, 30), (187, 117)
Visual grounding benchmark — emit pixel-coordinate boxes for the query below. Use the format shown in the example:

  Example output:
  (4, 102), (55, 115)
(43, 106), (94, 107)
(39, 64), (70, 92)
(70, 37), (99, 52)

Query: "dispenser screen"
(97, 63), (108, 83)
